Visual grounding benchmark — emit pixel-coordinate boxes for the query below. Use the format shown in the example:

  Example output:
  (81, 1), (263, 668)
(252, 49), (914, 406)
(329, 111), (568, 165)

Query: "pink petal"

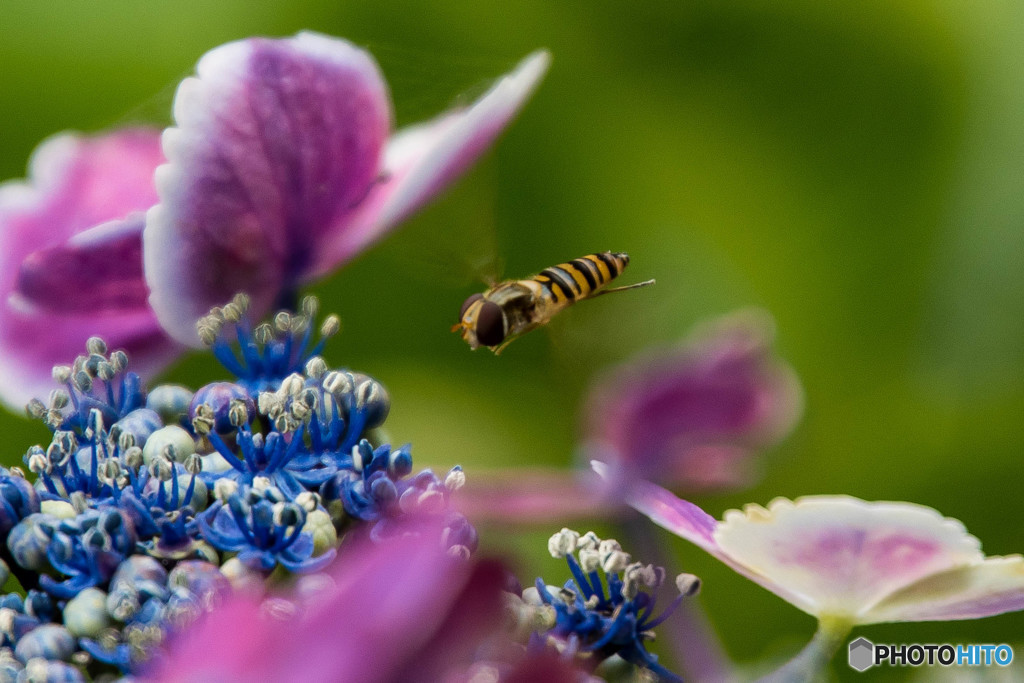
(0, 130), (180, 409)
(582, 309), (802, 491)
(591, 461), (718, 552)
(152, 524), (504, 682)
(865, 556), (1024, 623)
(391, 559), (507, 682)
(0, 129), (164, 290)
(500, 651), (599, 682)
(307, 50), (550, 281)
(713, 496), (985, 621)
(146, 32), (392, 346)
(454, 468), (618, 525)
(143, 596), (265, 680)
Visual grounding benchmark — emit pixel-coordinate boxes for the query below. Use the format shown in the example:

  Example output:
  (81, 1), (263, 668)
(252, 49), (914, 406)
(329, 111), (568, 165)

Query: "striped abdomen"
(532, 252), (630, 304)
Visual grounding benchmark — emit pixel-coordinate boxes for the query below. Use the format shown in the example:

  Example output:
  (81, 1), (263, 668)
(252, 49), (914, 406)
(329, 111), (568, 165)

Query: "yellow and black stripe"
(533, 252), (629, 304)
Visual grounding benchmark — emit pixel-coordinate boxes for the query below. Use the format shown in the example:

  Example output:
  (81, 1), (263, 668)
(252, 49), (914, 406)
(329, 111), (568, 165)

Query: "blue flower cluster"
(0, 297), (475, 679)
(518, 529), (701, 682)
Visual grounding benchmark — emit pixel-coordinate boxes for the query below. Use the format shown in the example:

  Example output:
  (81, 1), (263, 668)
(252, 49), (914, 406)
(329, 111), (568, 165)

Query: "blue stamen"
(530, 531), (696, 682)
(196, 294), (342, 395)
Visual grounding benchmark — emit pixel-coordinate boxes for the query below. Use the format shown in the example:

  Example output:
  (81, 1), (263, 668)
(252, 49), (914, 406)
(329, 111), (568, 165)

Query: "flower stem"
(758, 617), (853, 683)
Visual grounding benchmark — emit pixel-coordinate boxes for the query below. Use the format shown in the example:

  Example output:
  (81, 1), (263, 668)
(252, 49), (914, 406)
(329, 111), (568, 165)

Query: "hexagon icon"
(848, 637), (875, 672)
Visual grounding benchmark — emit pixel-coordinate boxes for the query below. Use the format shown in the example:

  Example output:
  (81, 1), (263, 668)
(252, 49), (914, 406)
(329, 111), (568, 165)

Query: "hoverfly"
(452, 252), (654, 353)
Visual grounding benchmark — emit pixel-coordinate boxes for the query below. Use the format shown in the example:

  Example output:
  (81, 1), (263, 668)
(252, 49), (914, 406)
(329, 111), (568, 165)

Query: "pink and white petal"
(714, 496), (984, 620)
(594, 462), (812, 608)
(0, 129), (162, 299)
(146, 32), (392, 346)
(863, 556), (1024, 623)
(307, 50), (550, 281)
(0, 217), (180, 410)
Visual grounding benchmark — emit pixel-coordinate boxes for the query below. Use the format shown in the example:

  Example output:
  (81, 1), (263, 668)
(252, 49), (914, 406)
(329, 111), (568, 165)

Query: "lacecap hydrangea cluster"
(0, 294), (475, 679)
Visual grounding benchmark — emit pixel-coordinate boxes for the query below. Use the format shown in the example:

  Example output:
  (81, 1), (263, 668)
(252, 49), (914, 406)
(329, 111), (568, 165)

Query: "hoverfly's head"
(452, 292), (507, 350)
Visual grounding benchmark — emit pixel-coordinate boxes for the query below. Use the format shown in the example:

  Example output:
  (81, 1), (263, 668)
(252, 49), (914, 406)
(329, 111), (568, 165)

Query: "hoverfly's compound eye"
(459, 293), (484, 319)
(475, 301), (506, 347)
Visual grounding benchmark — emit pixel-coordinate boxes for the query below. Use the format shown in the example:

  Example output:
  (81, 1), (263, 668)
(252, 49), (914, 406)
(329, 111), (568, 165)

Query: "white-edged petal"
(714, 496), (983, 621)
(863, 555), (1024, 623)
(145, 32), (391, 346)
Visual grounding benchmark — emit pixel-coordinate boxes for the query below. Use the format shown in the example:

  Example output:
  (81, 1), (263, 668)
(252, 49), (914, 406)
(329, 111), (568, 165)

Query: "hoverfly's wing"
(546, 268), (659, 365)
(375, 168), (504, 289)
(107, 75), (184, 129)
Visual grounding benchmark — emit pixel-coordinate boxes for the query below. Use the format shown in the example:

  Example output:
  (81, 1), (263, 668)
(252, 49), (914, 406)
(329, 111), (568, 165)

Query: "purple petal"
(592, 461), (718, 552)
(151, 521), (504, 682)
(308, 50), (551, 280)
(391, 559), (507, 682)
(0, 130), (181, 409)
(16, 217), (149, 312)
(500, 652), (596, 683)
(865, 556), (1024, 622)
(146, 32), (392, 345)
(582, 309), (803, 491)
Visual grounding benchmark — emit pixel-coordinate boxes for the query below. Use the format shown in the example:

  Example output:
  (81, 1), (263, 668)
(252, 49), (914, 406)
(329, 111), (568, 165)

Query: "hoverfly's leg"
(596, 279), (656, 296)
(492, 338), (517, 355)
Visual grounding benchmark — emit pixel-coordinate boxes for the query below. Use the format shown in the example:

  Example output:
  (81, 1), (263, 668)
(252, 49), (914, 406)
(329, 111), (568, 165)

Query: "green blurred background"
(2, 1), (1023, 679)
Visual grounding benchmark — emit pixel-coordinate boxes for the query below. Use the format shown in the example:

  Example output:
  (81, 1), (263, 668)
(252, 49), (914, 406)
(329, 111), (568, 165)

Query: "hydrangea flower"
(25, 337), (152, 437)
(145, 32), (550, 345)
(603, 473), (1024, 626)
(600, 465), (1024, 676)
(77, 558), (230, 674)
(0, 297), (488, 677)
(193, 401), (322, 500)
(30, 508), (136, 600)
(0, 33), (545, 413)
(0, 130), (180, 409)
(583, 309), (802, 492)
(320, 439), (475, 551)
